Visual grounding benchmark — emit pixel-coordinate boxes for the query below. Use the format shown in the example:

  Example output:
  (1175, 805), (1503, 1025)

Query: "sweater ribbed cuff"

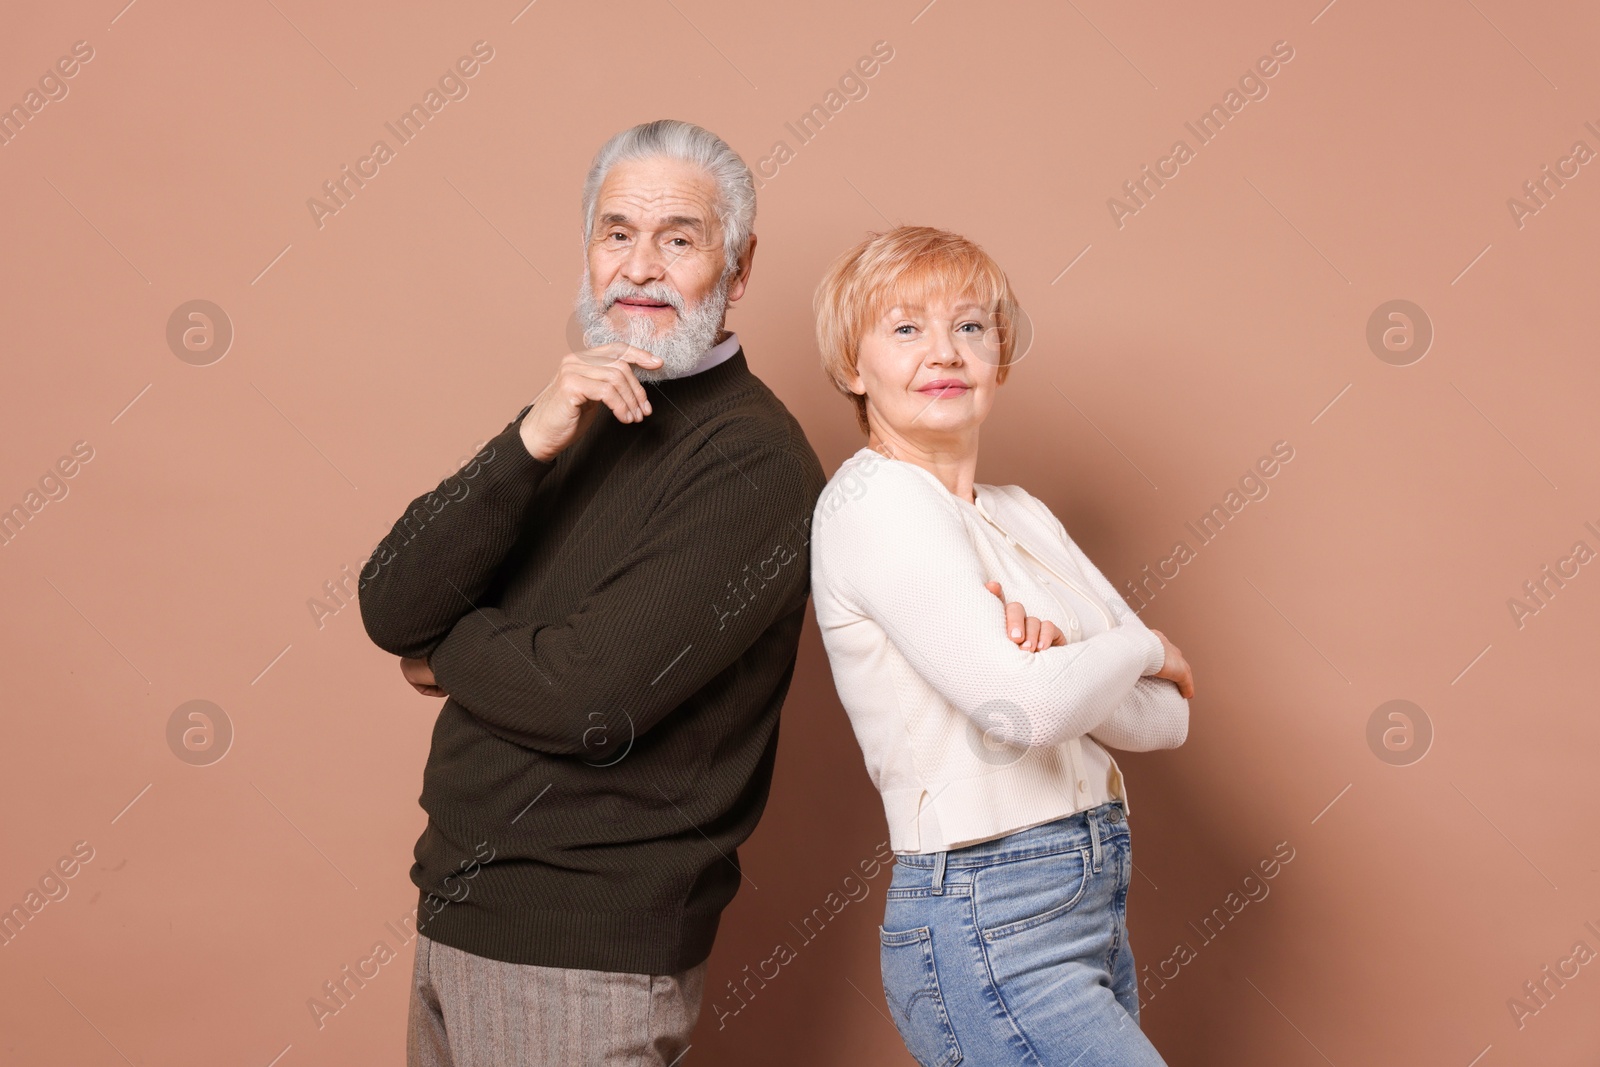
(1132, 625), (1165, 675)
(475, 402), (553, 491)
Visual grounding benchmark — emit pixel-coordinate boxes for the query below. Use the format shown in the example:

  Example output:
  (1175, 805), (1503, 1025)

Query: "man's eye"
(669, 237), (690, 247)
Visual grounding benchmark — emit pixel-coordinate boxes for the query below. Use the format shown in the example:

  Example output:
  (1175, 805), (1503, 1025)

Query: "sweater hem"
(882, 762), (1120, 855)
(412, 888), (721, 975)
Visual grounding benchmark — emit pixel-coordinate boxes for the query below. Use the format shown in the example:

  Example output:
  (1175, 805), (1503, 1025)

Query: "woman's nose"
(927, 336), (963, 365)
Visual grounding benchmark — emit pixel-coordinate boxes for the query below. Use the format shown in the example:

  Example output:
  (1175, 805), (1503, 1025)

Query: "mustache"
(603, 280), (685, 312)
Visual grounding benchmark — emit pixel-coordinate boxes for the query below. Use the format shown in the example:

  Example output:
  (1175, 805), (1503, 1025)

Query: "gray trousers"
(407, 933), (708, 1066)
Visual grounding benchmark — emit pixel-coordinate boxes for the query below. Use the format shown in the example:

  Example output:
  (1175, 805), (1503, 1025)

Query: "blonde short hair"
(814, 225), (1022, 434)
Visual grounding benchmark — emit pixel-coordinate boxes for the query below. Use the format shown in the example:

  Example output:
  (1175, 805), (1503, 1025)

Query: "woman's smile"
(916, 378), (970, 398)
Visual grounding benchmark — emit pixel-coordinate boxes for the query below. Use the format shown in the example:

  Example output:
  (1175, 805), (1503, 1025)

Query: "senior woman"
(809, 225), (1194, 1067)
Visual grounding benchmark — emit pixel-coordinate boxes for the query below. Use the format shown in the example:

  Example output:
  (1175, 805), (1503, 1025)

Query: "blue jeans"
(878, 801), (1167, 1066)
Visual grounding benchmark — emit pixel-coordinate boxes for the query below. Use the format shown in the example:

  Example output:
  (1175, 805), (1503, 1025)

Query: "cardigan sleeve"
(1015, 491), (1189, 752)
(813, 461), (1158, 749)
(1088, 677), (1189, 751)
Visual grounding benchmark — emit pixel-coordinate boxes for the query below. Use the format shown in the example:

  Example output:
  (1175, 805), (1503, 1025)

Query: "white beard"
(574, 268), (731, 382)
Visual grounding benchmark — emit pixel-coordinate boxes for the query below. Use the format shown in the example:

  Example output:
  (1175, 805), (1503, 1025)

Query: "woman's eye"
(958, 321), (983, 332)
(894, 324), (916, 336)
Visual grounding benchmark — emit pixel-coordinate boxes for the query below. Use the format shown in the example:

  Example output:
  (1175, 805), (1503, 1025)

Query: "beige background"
(3, 0), (1598, 1064)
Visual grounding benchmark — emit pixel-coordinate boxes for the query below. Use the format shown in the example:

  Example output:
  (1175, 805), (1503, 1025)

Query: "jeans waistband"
(894, 801), (1125, 870)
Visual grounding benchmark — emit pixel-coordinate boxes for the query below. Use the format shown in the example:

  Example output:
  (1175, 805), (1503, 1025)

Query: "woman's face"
(848, 294), (1003, 447)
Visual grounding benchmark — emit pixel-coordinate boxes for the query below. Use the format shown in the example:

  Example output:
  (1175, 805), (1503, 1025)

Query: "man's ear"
(727, 233), (757, 303)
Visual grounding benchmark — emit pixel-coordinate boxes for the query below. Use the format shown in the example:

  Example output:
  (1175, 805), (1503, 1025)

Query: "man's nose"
(619, 239), (666, 285)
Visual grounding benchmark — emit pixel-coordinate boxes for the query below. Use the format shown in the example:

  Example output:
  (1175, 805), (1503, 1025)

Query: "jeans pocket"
(976, 846), (1091, 941)
(879, 926), (962, 1067)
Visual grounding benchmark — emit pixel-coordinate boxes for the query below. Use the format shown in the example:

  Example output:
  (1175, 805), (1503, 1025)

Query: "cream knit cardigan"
(811, 447), (1190, 854)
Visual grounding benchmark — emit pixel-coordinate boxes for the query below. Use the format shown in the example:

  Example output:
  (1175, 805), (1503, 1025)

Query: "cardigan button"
(1077, 778), (1088, 791)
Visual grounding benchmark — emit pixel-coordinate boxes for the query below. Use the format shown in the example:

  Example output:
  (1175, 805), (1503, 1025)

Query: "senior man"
(358, 119), (824, 1066)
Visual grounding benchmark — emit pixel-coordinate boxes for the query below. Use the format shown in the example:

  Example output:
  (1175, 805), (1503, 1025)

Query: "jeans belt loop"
(1089, 811), (1104, 873)
(931, 849), (948, 895)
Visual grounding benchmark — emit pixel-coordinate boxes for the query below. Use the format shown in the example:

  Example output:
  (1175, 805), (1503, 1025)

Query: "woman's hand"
(985, 581), (1067, 652)
(1148, 629), (1195, 699)
(401, 655), (447, 698)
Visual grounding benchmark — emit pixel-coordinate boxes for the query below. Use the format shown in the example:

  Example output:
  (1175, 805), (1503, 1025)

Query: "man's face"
(585, 156), (744, 342)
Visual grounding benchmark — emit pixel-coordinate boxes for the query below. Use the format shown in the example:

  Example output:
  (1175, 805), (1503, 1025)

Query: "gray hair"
(581, 119), (756, 279)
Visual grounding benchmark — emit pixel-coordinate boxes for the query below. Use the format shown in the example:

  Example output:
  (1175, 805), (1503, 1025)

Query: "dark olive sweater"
(358, 350), (824, 974)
